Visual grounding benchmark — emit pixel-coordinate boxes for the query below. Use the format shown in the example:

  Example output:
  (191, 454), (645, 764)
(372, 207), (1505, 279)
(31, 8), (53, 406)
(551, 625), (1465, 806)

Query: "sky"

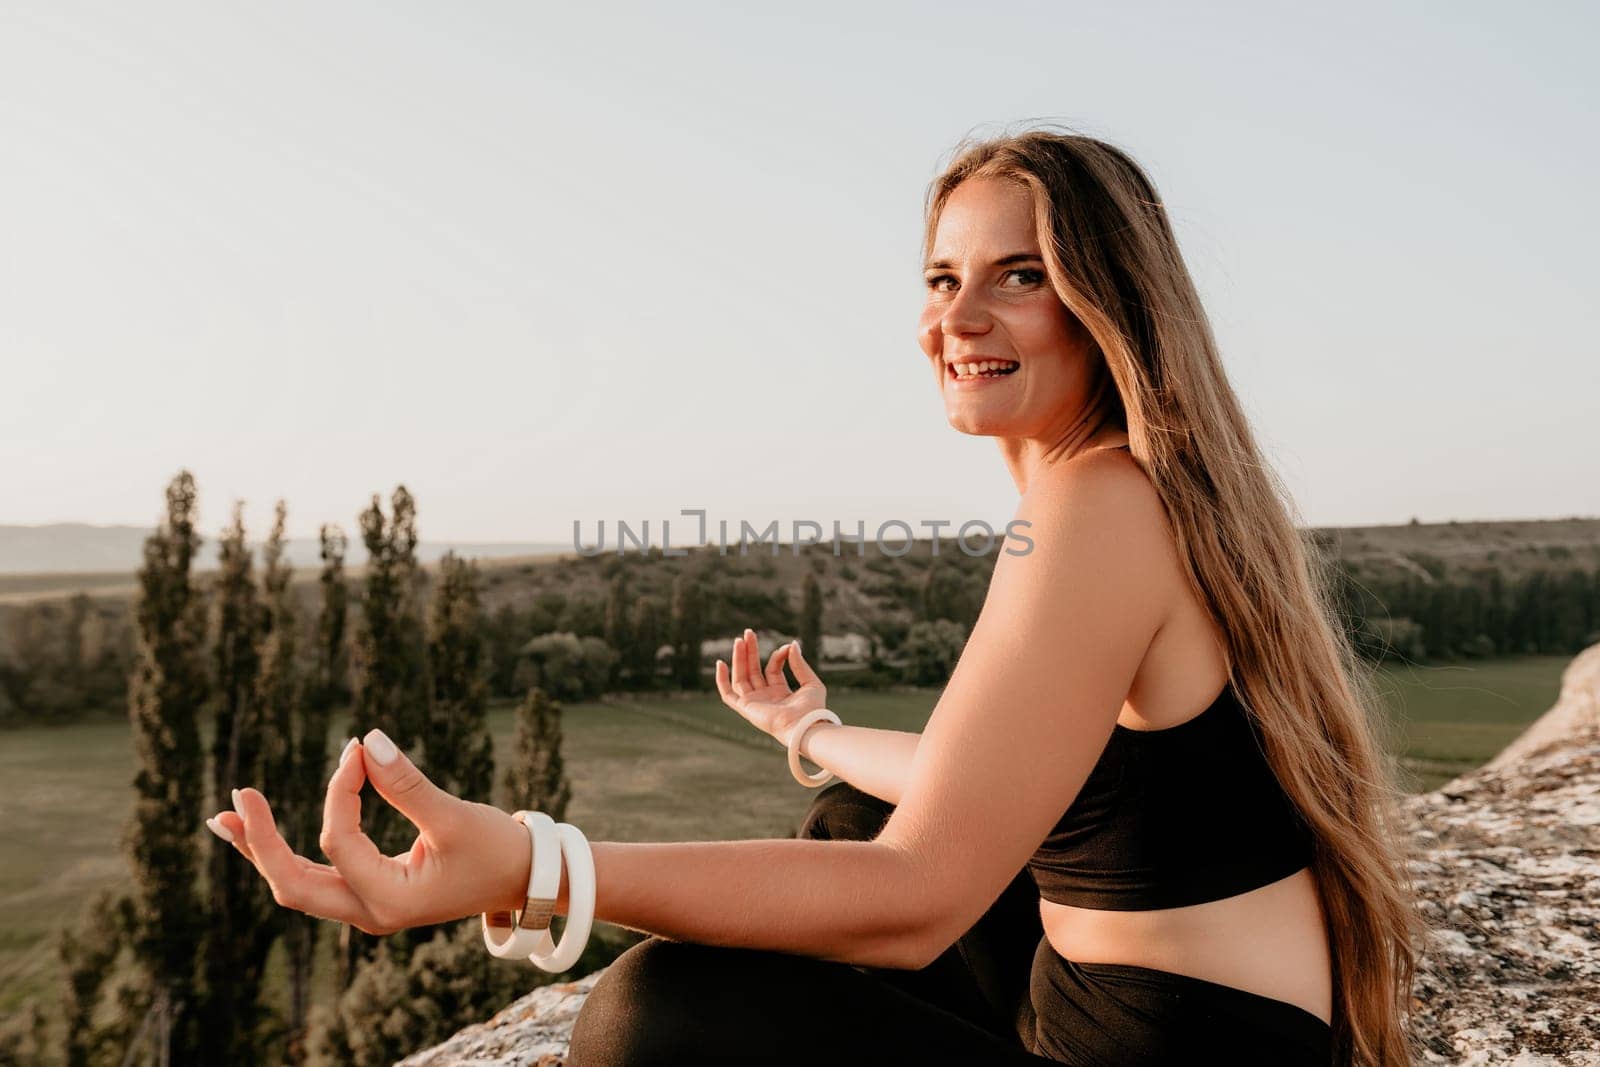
(2, 1), (1595, 546)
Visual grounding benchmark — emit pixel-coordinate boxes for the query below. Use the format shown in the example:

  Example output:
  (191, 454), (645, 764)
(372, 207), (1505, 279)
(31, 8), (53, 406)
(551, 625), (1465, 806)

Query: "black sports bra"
(1028, 679), (1316, 911)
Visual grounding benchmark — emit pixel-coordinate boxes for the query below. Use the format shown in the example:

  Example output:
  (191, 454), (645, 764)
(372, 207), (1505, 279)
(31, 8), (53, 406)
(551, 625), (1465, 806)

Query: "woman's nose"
(937, 284), (993, 339)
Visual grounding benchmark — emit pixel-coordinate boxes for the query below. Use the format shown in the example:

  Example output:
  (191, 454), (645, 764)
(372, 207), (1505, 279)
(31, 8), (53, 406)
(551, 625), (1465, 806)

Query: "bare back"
(1037, 567), (1334, 1025)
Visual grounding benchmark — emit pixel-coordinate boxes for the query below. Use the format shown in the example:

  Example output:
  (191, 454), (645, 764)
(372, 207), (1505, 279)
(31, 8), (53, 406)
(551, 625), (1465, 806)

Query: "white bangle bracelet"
(482, 810), (562, 959)
(529, 822), (596, 973)
(786, 708), (842, 788)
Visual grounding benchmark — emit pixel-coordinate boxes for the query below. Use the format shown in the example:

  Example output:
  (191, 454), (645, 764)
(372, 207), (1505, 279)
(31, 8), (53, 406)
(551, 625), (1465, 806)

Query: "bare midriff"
(1029, 475), (1337, 1029)
(1038, 867), (1334, 1026)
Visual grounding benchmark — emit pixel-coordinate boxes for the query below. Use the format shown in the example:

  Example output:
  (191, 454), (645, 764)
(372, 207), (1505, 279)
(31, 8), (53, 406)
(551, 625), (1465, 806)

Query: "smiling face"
(918, 176), (1102, 441)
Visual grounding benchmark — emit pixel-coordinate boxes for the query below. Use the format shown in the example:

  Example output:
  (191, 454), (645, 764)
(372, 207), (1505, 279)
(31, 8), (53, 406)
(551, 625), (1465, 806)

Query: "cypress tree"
(57, 888), (136, 1067)
(1590, 567), (1600, 643)
(425, 551), (494, 804)
(312, 921), (530, 1067)
(201, 502), (276, 1064)
(283, 523), (348, 1061)
(800, 572), (823, 661)
(209, 501), (264, 804)
(485, 601), (524, 698)
(670, 573), (703, 689)
(344, 486), (427, 974)
(604, 571), (633, 686)
(502, 686), (573, 822)
(234, 502), (303, 1061)
(123, 470), (209, 1061)
(257, 500), (299, 800)
(629, 596), (662, 690)
(0, 1002), (48, 1066)
(322, 551), (505, 1064)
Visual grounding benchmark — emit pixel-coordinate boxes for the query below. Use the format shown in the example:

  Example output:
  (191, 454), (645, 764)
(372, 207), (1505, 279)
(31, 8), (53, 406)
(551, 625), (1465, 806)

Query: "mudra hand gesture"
(714, 627), (828, 747)
(204, 729), (532, 935)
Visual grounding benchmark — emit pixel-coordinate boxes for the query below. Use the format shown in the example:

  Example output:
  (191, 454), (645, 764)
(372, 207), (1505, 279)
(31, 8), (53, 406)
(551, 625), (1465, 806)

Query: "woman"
(211, 127), (1422, 1064)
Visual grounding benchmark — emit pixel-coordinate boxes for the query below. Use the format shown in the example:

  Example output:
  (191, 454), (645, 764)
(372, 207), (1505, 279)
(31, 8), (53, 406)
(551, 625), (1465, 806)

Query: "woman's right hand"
(715, 628), (829, 748)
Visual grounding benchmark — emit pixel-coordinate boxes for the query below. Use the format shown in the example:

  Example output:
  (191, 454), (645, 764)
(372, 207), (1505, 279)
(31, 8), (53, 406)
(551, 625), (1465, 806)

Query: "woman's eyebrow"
(922, 252), (1044, 270)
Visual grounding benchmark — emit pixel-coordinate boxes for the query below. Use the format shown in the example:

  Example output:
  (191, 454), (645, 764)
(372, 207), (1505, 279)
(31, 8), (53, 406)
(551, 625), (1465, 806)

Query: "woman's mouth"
(946, 359), (1020, 387)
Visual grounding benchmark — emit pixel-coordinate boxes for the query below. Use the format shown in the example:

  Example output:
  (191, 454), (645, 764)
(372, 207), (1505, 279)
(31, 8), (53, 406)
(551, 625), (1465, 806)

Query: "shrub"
(515, 632), (619, 702)
(903, 619), (968, 685)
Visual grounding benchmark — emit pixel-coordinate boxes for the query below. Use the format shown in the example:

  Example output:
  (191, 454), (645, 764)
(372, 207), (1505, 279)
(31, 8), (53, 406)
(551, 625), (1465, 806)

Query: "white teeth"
(951, 360), (1018, 377)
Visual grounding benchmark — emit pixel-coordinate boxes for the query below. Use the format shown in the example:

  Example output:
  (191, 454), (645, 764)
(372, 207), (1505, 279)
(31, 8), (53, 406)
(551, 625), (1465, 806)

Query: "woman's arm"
(556, 836), (928, 969)
(550, 719), (928, 961)
(222, 729), (937, 971)
(792, 721), (920, 805)
(714, 632), (921, 805)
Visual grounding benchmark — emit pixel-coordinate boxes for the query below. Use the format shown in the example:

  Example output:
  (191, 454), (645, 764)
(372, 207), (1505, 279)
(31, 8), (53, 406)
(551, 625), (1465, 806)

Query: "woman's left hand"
(206, 729), (533, 935)
(714, 628), (829, 748)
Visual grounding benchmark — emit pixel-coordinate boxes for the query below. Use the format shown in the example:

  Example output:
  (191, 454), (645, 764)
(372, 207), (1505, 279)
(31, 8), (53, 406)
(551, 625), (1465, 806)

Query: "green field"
(0, 655), (1570, 1021)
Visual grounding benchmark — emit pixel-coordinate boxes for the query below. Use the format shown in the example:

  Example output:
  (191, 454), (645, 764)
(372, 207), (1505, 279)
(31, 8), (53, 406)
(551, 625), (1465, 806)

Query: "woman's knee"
(567, 936), (696, 1065)
(794, 780), (893, 843)
(566, 936), (852, 1065)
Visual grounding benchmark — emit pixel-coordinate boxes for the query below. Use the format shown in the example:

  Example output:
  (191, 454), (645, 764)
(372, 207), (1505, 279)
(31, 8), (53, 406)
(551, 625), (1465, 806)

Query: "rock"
(1404, 643), (1600, 1065)
(407, 645), (1600, 1066)
(394, 972), (602, 1067)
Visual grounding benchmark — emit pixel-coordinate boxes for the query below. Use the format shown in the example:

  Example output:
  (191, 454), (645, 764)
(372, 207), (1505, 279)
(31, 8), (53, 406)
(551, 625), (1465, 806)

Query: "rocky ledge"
(404, 644), (1600, 1067)
(1404, 642), (1599, 1065)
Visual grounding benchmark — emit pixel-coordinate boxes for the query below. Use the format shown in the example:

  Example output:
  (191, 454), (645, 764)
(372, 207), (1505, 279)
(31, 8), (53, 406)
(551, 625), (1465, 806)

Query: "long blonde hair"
(923, 124), (1425, 1065)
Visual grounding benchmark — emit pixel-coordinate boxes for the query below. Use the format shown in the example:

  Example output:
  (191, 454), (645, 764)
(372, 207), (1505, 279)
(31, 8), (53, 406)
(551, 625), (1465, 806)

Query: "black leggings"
(564, 781), (1335, 1066)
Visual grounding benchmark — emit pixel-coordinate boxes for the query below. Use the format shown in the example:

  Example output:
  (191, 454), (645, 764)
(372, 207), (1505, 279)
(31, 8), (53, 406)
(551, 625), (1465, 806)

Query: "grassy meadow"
(0, 654), (1571, 1018)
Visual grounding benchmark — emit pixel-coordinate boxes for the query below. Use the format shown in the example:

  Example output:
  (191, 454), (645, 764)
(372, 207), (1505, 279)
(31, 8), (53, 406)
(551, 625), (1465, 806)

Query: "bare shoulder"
(880, 445), (1186, 954)
(1008, 446), (1180, 584)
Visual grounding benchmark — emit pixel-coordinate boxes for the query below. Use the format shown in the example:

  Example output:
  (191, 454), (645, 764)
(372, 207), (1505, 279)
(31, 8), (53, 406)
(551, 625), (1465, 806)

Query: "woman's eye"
(924, 269), (1043, 293)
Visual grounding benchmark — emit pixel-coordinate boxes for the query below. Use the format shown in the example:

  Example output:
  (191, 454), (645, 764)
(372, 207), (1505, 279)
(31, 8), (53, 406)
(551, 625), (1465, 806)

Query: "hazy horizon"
(4, 2), (1595, 543)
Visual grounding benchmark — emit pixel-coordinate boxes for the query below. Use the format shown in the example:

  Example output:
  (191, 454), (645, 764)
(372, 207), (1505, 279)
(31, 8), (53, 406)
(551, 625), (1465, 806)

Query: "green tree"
(556, 595), (605, 638)
(515, 632), (618, 703)
(1552, 567), (1594, 651)
(200, 502), (278, 1064)
(800, 572), (823, 661)
(425, 551), (494, 805)
(209, 501), (265, 800)
(57, 888), (137, 1067)
(123, 470), (209, 1061)
(502, 686), (573, 822)
(310, 921), (543, 1067)
(485, 602), (526, 697)
(628, 596), (663, 689)
(256, 501), (300, 800)
(903, 618), (968, 684)
(235, 501), (307, 1062)
(922, 561), (980, 628)
(604, 571), (635, 688)
(283, 524), (349, 1062)
(345, 487), (428, 976)
(670, 573), (704, 689)
(0, 593), (130, 724)
(0, 1002), (48, 1067)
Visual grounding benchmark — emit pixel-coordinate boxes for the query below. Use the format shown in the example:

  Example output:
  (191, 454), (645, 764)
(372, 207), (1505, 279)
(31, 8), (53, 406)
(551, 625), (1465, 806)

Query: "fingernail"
(364, 728), (398, 766)
(338, 736), (359, 767)
(205, 816), (235, 844)
(231, 788), (243, 814)
(793, 639), (802, 652)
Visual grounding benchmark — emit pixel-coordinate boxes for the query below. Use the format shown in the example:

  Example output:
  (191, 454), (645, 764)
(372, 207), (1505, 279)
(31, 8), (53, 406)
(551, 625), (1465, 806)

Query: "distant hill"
(1, 515), (1595, 726)
(0, 523), (571, 577)
(1, 516), (1596, 609)
(1312, 516), (1600, 582)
